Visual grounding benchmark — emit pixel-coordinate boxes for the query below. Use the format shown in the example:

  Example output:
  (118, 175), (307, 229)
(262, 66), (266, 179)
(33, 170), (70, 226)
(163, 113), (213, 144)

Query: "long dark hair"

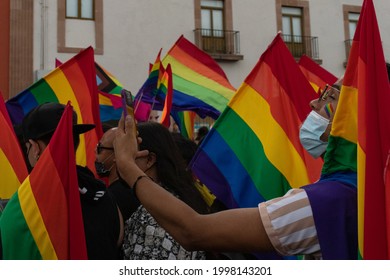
(137, 122), (209, 214)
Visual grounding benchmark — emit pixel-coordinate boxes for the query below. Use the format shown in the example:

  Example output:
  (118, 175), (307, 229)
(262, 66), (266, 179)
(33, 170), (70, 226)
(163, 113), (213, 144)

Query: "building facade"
(0, 0), (389, 100)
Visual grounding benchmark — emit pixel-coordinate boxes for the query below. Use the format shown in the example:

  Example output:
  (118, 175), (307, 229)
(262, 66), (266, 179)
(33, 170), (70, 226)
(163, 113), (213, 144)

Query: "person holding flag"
(113, 0), (390, 259)
(113, 71), (358, 260)
(1, 103), (123, 259)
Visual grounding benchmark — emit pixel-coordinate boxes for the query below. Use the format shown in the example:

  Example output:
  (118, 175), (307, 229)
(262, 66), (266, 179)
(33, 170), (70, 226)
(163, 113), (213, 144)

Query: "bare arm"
(113, 115), (274, 253)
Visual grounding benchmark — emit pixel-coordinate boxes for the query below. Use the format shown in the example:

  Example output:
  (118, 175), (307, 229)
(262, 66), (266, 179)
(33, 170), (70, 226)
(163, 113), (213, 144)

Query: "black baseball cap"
(22, 102), (95, 141)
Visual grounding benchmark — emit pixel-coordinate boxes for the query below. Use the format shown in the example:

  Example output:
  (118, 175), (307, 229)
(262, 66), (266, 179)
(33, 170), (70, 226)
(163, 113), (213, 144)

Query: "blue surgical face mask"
(299, 111), (330, 158)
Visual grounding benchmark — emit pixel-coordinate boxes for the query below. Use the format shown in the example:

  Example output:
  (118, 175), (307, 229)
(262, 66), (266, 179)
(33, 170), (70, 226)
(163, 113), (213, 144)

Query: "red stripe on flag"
(160, 64), (173, 127)
(354, 0), (390, 259)
(171, 35), (231, 82)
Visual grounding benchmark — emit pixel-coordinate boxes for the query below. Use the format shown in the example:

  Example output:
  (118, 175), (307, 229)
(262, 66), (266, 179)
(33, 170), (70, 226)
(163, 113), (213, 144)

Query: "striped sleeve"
(258, 188), (322, 259)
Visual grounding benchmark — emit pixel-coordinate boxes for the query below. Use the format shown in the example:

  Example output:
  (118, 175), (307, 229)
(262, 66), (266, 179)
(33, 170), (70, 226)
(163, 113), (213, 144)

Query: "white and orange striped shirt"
(258, 188), (322, 259)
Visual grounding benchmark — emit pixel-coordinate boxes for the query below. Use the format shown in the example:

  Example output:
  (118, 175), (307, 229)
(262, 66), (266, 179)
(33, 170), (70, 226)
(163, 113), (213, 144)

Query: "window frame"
(201, 0), (225, 34)
(58, 0), (103, 54)
(194, 0), (243, 60)
(343, 5), (361, 40)
(276, 0), (315, 59)
(281, 6), (303, 42)
(276, 0), (310, 37)
(65, 0), (95, 20)
(342, 4), (361, 63)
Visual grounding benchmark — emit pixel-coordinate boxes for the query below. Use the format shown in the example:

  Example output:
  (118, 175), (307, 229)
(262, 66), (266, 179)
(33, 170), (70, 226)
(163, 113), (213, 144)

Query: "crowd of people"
(111, 77), (358, 260)
(0, 71), (364, 260)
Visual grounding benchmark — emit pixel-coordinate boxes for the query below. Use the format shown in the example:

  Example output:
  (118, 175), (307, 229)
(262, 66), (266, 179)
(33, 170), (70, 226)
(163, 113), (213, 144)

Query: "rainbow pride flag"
(322, 0), (390, 259)
(133, 49), (162, 119)
(0, 93), (28, 200)
(95, 63), (123, 94)
(98, 90), (124, 122)
(339, 0), (389, 259)
(136, 35), (236, 119)
(6, 47), (102, 173)
(172, 110), (196, 140)
(95, 62), (126, 122)
(0, 104), (87, 259)
(298, 54), (338, 94)
(190, 34), (323, 208)
(159, 64), (173, 127)
(57, 58), (124, 122)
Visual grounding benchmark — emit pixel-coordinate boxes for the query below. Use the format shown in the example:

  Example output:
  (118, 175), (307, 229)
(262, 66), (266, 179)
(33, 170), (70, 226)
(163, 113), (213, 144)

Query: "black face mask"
(94, 161), (110, 177)
(94, 153), (114, 178)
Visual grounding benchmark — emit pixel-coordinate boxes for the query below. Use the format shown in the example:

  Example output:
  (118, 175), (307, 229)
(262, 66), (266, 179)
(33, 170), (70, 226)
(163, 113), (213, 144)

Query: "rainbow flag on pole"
(136, 35), (236, 119)
(0, 93), (28, 200)
(6, 47), (102, 173)
(57, 58), (124, 122)
(172, 110), (196, 140)
(159, 64), (173, 127)
(0, 103), (87, 259)
(190, 34), (323, 208)
(322, 0), (390, 259)
(95, 63), (123, 95)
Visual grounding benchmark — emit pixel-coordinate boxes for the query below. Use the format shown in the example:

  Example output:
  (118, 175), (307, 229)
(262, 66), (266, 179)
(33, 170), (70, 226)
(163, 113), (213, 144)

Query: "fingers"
(117, 114), (136, 138)
(117, 114), (125, 133)
(136, 150), (149, 158)
(125, 115), (133, 134)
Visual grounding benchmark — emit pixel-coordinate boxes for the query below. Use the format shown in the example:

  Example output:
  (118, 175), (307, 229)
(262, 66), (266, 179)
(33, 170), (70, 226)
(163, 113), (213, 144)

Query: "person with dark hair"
(170, 132), (225, 212)
(170, 132), (198, 167)
(101, 119), (119, 133)
(121, 122), (209, 260)
(114, 78), (358, 260)
(95, 127), (140, 242)
(195, 126), (209, 145)
(17, 102), (123, 259)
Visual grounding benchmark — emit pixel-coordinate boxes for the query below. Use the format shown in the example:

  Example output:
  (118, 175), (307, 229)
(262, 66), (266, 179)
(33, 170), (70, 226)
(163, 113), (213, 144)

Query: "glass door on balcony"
(282, 6), (304, 57)
(201, 0), (225, 53)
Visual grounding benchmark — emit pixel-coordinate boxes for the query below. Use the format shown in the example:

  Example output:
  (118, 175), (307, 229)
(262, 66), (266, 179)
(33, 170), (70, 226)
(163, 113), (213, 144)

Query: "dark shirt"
(107, 179), (140, 222)
(77, 166), (120, 260)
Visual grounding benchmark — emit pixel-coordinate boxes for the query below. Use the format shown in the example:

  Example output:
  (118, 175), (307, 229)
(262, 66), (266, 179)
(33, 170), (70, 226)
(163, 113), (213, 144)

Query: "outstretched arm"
(113, 115), (274, 253)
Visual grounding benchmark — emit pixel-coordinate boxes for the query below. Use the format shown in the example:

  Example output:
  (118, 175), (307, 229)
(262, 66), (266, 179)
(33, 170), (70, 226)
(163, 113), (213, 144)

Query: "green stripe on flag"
(0, 194), (42, 260)
(216, 108), (292, 200)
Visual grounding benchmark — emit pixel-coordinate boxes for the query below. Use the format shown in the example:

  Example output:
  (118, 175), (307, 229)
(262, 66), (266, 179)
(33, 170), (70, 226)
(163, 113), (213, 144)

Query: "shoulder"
(77, 165), (109, 203)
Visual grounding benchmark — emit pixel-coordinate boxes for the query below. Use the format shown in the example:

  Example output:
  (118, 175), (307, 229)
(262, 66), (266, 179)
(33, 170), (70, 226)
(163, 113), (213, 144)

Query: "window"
(276, 0), (319, 59)
(282, 7), (303, 43)
(348, 12), (360, 39)
(201, 0), (224, 36)
(58, 0), (103, 54)
(66, 0), (94, 20)
(194, 0), (242, 60)
(201, 0), (225, 53)
(281, 6), (305, 57)
(343, 5), (361, 62)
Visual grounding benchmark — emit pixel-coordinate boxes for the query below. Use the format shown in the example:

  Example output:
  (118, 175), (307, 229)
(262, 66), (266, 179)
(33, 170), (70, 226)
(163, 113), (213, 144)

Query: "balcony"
(194, 28), (243, 61)
(281, 34), (319, 60)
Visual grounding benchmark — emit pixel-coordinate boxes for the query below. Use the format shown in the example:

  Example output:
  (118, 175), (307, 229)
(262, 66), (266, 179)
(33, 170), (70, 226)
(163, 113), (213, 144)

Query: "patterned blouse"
(122, 204), (206, 260)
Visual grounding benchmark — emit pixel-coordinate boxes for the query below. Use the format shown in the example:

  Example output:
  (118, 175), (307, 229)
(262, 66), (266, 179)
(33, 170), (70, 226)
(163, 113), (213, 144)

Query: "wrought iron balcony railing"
(194, 28), (241, 57)
(281, 34), (319, 59)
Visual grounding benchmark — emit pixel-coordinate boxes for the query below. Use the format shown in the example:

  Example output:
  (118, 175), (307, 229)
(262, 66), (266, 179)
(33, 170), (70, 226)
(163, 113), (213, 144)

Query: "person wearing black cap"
(21, 102), (122, 259)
